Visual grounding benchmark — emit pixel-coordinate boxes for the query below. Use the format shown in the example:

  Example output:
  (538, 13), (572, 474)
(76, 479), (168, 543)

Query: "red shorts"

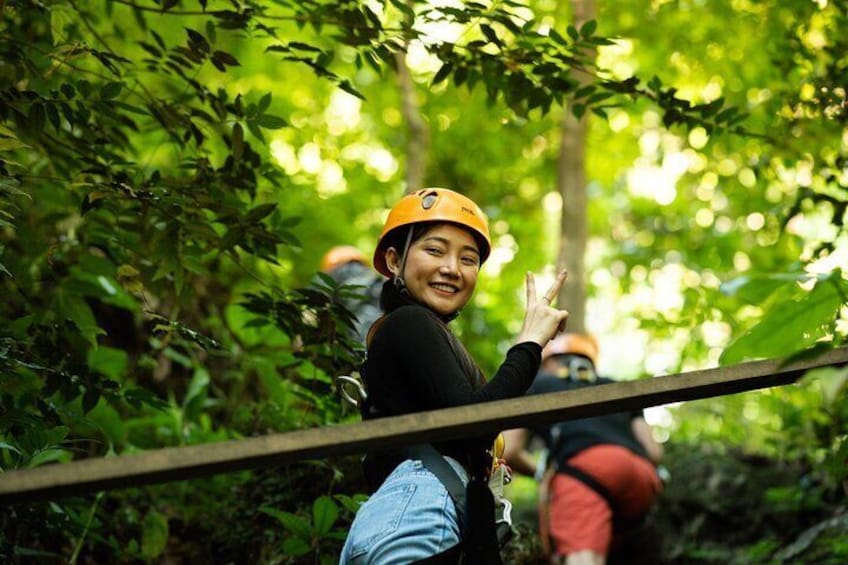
(543, 445), (662, 556)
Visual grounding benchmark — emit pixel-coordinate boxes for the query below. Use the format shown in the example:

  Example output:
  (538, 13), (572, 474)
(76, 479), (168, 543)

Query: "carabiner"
(337, 375), (367, 407)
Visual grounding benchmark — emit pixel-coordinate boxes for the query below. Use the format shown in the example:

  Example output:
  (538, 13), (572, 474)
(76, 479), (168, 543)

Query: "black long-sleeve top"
(362, 303), (541, 486)
(366, 305), (541, 412)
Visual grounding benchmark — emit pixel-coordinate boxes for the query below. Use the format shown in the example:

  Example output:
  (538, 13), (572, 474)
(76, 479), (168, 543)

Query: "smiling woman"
(339, 188), (570, 564)
(385, 224), (480, 316)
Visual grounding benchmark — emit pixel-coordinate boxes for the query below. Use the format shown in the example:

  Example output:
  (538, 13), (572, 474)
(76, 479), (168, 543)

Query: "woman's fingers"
(542, 270), (568, 305)
(528, 269), (568, 306)
(526, 271), (537, 304)
(516, 269), (571, 346)
(556, 309), (570, 334)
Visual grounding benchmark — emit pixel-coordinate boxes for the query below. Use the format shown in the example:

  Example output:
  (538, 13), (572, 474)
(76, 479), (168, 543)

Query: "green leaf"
(0, 441), (21, 455)
(260, 507), (312, 539)
(183, 367), (210, 417)
(88, 346), (129, 381)
(337, 80), (364, 100)
(289, 41), (322, 52)
(432, 63), (453, 86)
(548, 28), (568, 45)
(591, 106), (608, 119)
(124, 387), (168, 410)
(232, 122), (244, 162)
(246, 119), (266, 143)
(185, 28), (210, 53)
(139, 41), (162, 58)
(112, 101), (149, 115)
(801, 365), (848, 406)
(141, 509), (169, 560)
(0, 138), (31, 151)
(587, 90), (614, 104)
(281, 536), (311, 557)
(265, 44), (290, 54)
(257, 92), (272, 114)
(53, 288), (105, 346)
(100, 81), (123, 100)
(50, 3), (77, 46)
(580, 20), (598, 38)
(720, 273), (809, 304)
(312, 495), (338, 536)
(77, 79), (92, 97)
(721, 277), (846, 365)
(246, 203), (277, 222)
(257, 114), (287, 129)
(27, 448), (71, 468)
(212, 50), (239, 66)
(571, 103), (586, 118)
(44, 426), (69, 446)
(480, 24), (500, 46)
(60, 82), (75, 99)
(333, 493), (367, 514)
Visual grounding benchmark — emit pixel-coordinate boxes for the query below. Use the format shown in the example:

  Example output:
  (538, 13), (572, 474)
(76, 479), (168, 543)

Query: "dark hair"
(378, 223), (433, 267)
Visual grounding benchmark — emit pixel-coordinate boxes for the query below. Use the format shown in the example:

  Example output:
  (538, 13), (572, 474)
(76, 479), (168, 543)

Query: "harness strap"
(537, 467), (556, 558)
(403, 445), (506, 564)
(402, 444), (468, 536)
(557, 463), (619, 515)
(556, 463), (644, 529)
(365, 314), (388, 349)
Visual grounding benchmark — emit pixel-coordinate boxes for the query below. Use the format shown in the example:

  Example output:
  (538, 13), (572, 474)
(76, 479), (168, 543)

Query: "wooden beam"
(2, 347), (846, 504)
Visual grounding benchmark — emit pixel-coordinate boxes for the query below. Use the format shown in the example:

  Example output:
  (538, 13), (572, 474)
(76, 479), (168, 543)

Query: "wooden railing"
(1, 347), (846, 505)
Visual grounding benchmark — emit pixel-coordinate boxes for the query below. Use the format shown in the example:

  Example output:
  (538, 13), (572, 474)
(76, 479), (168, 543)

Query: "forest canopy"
(1, 0), (846, 562)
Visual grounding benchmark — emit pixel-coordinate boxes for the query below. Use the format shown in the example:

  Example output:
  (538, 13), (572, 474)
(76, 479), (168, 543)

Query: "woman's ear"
(385, 247), (402, 276)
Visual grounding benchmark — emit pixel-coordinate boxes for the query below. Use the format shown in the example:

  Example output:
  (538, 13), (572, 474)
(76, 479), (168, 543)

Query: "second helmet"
(320, 245), (367, 273)
(542, 332), (600, 366)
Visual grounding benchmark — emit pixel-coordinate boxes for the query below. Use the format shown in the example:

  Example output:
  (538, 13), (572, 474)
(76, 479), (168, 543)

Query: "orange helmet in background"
(320, 245), (367, 273)
(542, 332), (599, 366)
(373, 188), (491, 277)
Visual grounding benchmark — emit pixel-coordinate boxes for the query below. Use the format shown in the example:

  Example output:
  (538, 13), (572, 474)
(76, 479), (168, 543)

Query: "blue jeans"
(339, 458), (467, 564)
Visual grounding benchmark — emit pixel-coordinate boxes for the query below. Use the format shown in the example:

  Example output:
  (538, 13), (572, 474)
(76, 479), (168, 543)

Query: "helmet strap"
(392, 226), (415, 294)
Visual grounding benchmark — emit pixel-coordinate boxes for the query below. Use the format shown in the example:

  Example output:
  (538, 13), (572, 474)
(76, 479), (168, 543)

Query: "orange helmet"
(320, 245), (367, 273)
(373, 188), (491, 277)
(542, 332), (599, 366)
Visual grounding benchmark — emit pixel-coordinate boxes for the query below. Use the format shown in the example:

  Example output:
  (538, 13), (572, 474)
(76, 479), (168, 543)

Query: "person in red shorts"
(503, 332), (664, 565)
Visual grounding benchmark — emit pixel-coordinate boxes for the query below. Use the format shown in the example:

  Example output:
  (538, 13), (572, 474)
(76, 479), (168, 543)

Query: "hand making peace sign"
(516, 269), (570, 347)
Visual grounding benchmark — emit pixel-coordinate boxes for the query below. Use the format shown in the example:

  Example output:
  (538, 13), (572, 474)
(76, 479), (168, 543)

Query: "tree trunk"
(555, 0), (596, 334)
(395, 2), (429, 194)
(395, 53), (429, 193)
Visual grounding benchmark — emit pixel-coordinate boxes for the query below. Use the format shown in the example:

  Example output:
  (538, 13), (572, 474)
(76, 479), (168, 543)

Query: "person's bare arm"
(502, 428), (537, 477)
(631, 417), (663, 464)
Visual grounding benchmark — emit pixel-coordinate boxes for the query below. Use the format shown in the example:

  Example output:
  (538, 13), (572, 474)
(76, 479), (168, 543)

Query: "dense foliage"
(1, 0), (846, 562)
